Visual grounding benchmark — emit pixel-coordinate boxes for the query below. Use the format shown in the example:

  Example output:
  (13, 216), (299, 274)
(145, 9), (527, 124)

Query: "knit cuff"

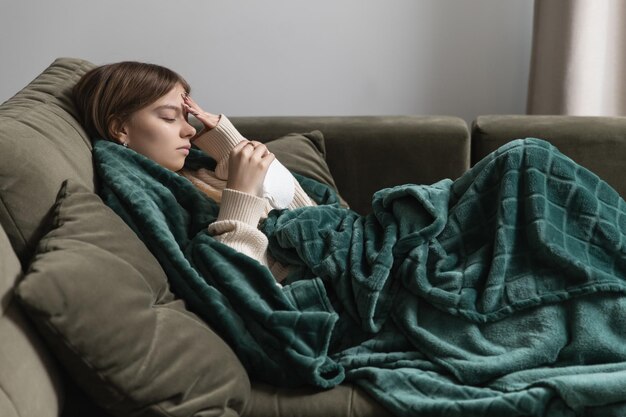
(192, 115), (246, 161)
(217, 188), (266, 227)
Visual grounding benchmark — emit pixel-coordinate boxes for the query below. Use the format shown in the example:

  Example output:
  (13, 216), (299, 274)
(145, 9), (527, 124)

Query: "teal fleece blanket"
(94, 138), (626, 416)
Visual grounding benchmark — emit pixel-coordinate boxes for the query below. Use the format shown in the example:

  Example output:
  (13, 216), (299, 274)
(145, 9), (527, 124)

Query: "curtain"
(527, 0), (626, 116)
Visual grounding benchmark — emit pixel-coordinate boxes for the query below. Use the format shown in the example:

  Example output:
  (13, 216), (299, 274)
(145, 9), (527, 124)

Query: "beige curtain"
(527, 0), (626, 116)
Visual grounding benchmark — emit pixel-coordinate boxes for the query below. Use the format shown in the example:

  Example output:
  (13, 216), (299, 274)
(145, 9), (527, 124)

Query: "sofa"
(1, 57), (625, 417)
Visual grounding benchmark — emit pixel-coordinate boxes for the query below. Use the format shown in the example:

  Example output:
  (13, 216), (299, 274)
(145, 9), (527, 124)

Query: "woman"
(75, 61), (626, 416)
(72, 61), (316, 283)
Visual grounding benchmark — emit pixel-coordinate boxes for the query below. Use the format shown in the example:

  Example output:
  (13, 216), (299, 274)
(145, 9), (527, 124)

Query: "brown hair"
(72, 61), (191, 140)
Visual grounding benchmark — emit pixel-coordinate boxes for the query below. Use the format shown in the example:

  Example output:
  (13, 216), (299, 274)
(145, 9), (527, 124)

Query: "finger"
(184, 103), (206, 122)
(254, 143), (272, 158)
(184, 102), (205, 119)
(183, 102), (198, 117)
(185, 105), (220, 131)
(261, 152), (275, 166)
(232, 140), (253, 154)
(183, 93), (201, 110)
(182, 96), (206, 121)
(252, 143), (268, 158)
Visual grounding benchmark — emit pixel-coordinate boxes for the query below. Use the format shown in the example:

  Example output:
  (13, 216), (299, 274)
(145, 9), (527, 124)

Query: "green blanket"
(94, 138), (626, 416)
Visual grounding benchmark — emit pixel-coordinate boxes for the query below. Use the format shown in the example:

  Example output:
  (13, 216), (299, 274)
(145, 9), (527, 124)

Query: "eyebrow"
(154, 104), (183, 113)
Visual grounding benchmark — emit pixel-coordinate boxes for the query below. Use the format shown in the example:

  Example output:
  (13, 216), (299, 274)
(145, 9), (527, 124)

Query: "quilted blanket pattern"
(95, 138), (626, 416)
(262, 138), (626, 416)
(94, 142), (345, 389)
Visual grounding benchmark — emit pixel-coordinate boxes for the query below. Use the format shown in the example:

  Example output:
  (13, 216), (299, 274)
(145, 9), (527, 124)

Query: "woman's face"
(119, 83), (197, 171)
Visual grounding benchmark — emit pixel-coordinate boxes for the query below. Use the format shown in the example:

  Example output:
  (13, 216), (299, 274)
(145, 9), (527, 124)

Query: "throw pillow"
(16, 179), (249, 417)
(0, 57), (97, 265)
(265, 131), (350, 208)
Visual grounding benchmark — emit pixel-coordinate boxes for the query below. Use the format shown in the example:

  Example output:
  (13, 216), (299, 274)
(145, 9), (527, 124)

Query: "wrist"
(218, 189), (266, 226)
(192, 115), (245, 161)
(205, 114), (221, 129)
(226, 179), (262, 198)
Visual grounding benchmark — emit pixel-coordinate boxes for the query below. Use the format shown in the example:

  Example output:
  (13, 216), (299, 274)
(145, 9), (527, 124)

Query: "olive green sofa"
(1, 57), (625, 417)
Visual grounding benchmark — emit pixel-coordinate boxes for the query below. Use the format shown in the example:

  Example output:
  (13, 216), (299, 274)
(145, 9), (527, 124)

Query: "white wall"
(0, 0), (534, 123)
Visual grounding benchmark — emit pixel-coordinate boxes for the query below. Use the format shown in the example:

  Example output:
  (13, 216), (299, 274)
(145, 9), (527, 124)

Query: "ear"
(108, 117), (129, 144)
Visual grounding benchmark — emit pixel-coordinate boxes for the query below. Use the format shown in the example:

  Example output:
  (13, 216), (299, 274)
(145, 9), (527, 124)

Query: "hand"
(226, 140), (275, 197)
(182, 93), (220, 134)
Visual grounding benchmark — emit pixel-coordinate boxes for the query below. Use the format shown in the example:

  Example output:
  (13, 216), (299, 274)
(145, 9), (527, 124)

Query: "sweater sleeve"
(192, 115), (245, 180)
(207, 188), (272, 268)
(193, 114), (302, 209)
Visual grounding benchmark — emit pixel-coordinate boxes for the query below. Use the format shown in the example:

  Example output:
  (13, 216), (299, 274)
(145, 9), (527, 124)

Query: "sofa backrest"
(472, 115), (626, 198)
(0, 57), (97, 266)
(233, 115), (471, 215)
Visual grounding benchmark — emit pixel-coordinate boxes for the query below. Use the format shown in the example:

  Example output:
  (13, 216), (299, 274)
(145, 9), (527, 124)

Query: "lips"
(177, 145), (191, 155)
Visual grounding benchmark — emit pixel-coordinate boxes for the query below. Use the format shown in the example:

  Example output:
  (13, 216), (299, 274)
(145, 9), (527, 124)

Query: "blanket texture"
(94, 138), (626, 416)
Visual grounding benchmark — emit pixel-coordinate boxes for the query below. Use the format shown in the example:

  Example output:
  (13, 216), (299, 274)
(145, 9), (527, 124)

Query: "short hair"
(72, 61), (191, 140)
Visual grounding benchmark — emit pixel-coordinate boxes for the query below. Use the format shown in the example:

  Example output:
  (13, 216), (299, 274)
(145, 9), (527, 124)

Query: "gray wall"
(0, 0), (534, 123)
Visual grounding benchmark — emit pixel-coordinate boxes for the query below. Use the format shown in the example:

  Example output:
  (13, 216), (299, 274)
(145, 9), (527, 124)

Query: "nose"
(182, 121), (196, 139)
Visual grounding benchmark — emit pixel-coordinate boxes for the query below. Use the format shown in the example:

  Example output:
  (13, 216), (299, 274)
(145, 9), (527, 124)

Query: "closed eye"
(155, 103), (184, 122)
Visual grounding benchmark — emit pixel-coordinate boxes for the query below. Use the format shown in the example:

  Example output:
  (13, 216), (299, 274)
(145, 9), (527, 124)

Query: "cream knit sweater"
(178, 115), (316, 282)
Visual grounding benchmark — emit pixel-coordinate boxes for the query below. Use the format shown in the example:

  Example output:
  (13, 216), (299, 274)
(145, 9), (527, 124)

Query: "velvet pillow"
(264, 131), (349, 208)
(16, 180), (249, 417)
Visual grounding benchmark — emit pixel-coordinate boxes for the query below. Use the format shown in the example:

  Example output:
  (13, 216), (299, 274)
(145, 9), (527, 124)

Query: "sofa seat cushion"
(16, 179), (250, 417)
(244, 383), (393, 417)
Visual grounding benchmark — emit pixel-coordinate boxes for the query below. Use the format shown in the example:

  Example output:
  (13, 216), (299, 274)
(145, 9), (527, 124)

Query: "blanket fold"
(95, 137), (626, 417)
(94, 141), (344, 388)
(263, 139), (626, 324)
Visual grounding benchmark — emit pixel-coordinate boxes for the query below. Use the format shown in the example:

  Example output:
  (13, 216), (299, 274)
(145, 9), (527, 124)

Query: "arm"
(209, 188), (296, 283)
(185, 94), (300, 209)
(191, 114), (247, 180)
(183, 94), (267, 181)
(207, 188), (272, 266)
(183, 96), (312, 280)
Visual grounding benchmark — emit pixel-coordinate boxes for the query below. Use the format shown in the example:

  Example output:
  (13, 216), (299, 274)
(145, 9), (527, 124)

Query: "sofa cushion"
(244, 383), (393, 417)
(472, 115), (626, 198)
(0, 224), (63, 417)
(232, 115), (471, 215)
(16, 179), (250, 417)
(0, 57), (96, 266)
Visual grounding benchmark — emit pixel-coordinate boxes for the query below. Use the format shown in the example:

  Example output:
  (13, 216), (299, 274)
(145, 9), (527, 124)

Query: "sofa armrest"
(231, 116), (470, 215)
(472, 115), (626, 198)
(0, 224), (64, 417)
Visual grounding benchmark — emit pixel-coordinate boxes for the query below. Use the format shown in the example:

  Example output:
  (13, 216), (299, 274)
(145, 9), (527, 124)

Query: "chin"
(171, 159), (186, 172)
(168, 164), (185, 172)
(160, 160), (184, 172)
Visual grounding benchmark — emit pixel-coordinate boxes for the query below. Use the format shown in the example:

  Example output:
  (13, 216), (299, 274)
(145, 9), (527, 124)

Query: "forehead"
(150, 84), (187, 109)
